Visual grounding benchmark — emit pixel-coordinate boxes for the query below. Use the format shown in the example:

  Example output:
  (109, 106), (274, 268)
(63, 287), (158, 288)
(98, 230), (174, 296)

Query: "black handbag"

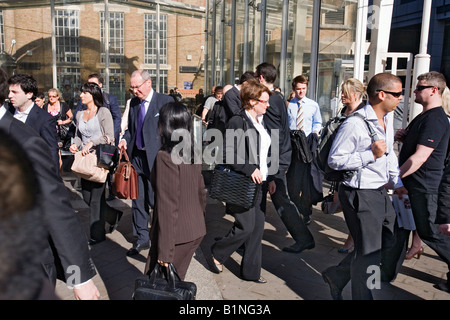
(209, 164), (260, 209)
(133, 263), (197, 300)
(96, 142), (119, 171)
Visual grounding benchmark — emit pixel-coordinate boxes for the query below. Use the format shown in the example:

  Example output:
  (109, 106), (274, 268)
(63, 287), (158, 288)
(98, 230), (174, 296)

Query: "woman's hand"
(69, 144), (79, 154)
(57, 119), (63, 125)
(158, 259), (169, 267)
(81, 141), (94, 156)
(251, 168), (263, 184)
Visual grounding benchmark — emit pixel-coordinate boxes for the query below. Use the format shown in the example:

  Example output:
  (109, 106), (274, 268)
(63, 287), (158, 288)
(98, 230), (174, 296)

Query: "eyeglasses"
(415, 85), (435, 91)
(48, 95), (57, 98)
(376, 89), (403, 98)
(258, 99), (269, 105)
(129, 80), (147, 91)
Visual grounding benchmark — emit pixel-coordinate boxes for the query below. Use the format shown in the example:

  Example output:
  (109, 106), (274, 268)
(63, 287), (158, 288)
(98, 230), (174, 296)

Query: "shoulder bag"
(112, 149), (139, 199)
(71, 150), (108, 183)
(133, 263), (197, 300)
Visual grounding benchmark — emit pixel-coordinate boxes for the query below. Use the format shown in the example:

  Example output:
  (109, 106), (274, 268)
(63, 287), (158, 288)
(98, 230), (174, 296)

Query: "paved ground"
(56, 170), (450, 302)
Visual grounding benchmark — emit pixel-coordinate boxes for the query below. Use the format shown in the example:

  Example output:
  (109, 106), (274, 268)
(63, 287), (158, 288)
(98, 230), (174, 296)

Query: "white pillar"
(354, 0), (369, 82)
(368, 0), (394, 79)
(410, 0), (432, 121)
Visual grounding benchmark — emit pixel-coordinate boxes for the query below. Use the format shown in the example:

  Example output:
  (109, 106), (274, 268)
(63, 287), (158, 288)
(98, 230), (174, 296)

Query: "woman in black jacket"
(210, 80), (276, 283)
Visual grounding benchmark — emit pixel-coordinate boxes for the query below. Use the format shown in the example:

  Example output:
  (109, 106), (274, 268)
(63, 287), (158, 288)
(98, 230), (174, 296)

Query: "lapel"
(0, 108), (13, 133)
(25, 104), (38, 128)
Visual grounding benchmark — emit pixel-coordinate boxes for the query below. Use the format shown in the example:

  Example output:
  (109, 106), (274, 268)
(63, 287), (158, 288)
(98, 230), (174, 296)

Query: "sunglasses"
(415, 85), (435, 91)
(376, 89), (403, 98)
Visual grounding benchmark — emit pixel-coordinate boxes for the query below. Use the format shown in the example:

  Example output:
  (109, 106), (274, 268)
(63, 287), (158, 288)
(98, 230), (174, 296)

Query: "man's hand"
(268, 180), (276, 195)
(118, 139), (127, 151)
(73, 280), (100, 300)
(394, 128), (408, 143)
(371, 140), (387, 159)
(394, 186), (408, 199)
(439, 224), (450, 236)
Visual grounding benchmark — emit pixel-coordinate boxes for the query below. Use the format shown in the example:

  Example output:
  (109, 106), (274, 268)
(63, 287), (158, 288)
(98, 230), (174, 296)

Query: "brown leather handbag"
(112, 149), (138, 199)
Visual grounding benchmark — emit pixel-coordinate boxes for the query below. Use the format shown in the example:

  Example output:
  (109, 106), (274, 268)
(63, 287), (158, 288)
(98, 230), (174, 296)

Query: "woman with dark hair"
(144, 102), (206, 280)
(210, 80), (276, 283)
(69, 82), (116, 245)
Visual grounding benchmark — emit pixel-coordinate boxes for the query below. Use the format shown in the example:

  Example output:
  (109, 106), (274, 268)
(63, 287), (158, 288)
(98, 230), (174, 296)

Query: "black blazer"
(225, 110), (263, 177)
(223, 86), (242, 120)
(263, 91), (292, 172)
(0, 110), (97, 284)
(123, 92), (175, 173)
(8, 103), (60, 175)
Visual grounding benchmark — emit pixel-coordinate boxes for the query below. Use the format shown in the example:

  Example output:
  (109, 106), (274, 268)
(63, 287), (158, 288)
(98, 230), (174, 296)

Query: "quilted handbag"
(112, 149), (139, 199)
(71, 150), (108, 183)
(133, 263), (197, 300)
(209, 164), (260, 209)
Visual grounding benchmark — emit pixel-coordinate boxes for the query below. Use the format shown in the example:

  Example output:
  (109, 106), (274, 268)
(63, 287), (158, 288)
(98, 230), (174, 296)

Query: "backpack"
(316, 112), (379, 182)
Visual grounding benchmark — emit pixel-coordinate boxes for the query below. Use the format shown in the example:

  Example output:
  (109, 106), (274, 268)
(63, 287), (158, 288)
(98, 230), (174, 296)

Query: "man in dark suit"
(118, 69), (174, 256)
(223, 71), (257, 120)
(0, 68), (99, 300)
(74, 73), (122, 200)
(7, 74), (60, 176)
(255, 62), (315, 253)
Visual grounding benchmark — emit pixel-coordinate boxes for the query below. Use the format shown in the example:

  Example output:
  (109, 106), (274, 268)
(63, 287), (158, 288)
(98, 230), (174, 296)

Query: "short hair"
(0, 68), (9, 105)
(8, 74), (38, 100)
(131, 69), (152, 82)
(255, 62), (277, 84)
(239, 71), (257, 85)
(214, 86), (224, 94)
(292, 75), (308, 89)
(88, 73), (104, 85)
(35, 92), (46, 100)
(80, 82), (104, 109)
(417, 71), (447, 95)
(240, 79), (272, 110)
(366, 73), (402, 100)
(341, 78), (367, 101)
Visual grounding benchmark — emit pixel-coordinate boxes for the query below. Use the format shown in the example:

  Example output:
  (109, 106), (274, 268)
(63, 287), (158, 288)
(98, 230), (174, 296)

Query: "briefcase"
(112, 149), (138, 199)
(133, 263), (197, 300)
(209, 164), (260, 209)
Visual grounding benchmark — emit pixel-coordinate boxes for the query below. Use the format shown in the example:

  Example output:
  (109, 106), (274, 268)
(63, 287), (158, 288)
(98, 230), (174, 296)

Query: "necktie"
(296, 101), (304, 130)
(136, 100), (146, 149)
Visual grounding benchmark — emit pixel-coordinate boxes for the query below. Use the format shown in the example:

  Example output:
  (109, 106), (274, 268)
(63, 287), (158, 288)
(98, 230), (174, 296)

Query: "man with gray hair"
(119, 70), (174, 256)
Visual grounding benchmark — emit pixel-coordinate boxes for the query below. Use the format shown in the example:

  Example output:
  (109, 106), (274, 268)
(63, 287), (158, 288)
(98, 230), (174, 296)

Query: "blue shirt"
(328, 104), (403, 190)
(287, 96), (322, 136)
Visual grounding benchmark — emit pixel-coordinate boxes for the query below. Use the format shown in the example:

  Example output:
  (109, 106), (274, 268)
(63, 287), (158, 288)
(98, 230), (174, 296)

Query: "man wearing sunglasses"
(322, 73), (407, 300)
(393, 71), (450, 293)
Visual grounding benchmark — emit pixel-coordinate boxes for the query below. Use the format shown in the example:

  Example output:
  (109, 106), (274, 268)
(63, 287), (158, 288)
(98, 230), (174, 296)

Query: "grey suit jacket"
(0, 109), (96, 285)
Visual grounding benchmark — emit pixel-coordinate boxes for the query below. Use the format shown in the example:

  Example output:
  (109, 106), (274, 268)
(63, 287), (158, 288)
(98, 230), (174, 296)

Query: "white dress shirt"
(13, 103), (34, 123)
(287, 96), (322, 136)
(245, 110), (271, 181)
(328, 104), (403, 190)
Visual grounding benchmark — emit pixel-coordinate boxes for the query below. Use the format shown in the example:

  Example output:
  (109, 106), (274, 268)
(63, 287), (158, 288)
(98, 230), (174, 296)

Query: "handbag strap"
(148, 263), (180, 291)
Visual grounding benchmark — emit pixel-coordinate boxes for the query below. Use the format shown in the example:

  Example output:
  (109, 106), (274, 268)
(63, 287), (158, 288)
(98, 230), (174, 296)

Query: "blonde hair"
(341, 78), (367, 102)
(48, 88), (62, 101)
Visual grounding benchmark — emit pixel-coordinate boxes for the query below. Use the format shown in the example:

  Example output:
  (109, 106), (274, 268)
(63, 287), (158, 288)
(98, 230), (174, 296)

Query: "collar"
(143, 89), (154, 103)
(14, 102), (34, 116)
(0, 105), (6, 120)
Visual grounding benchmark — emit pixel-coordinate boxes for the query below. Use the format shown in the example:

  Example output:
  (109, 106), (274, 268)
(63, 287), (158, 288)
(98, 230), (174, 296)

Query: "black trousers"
(80, 178), (107, 242)
(262, 167), (314, 246)
(212, 183), (266, 281)
(286, 158), (313, 218)
(326, 185), (396, 300)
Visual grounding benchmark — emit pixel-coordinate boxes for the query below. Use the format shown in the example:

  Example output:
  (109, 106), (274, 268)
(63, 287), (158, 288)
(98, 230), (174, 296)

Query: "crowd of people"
(1, 62), (450, 301)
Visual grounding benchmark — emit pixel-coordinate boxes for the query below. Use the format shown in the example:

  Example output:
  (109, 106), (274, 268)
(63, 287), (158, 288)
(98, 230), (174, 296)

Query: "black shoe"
(303, 215), (311, 225)
(108, 211), (123, 233)
(282, 241), (315, 253)
(210, 256), (223, 274)
(126, 243), (150, 256)
(434, 282), (450, 293)
(322, 268), (343, 300)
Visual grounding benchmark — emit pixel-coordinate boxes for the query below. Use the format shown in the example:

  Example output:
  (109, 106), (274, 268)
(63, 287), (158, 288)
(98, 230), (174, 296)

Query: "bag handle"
(148, 263), (181, 291)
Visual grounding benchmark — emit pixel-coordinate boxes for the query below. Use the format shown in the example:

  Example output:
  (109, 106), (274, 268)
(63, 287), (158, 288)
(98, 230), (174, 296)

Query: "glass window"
(100, 11), (124, 64)
(101, 69), (126, 108)
(0, 11), (4, 52)
(148, 69), (168, 94)
(144, 14), (167, 65)
(55, 10), (80, 63)
(57, 67), (81, 109)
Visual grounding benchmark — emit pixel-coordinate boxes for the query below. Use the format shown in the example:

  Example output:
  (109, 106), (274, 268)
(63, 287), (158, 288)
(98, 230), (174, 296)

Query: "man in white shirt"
(321, 73), (408, 300)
